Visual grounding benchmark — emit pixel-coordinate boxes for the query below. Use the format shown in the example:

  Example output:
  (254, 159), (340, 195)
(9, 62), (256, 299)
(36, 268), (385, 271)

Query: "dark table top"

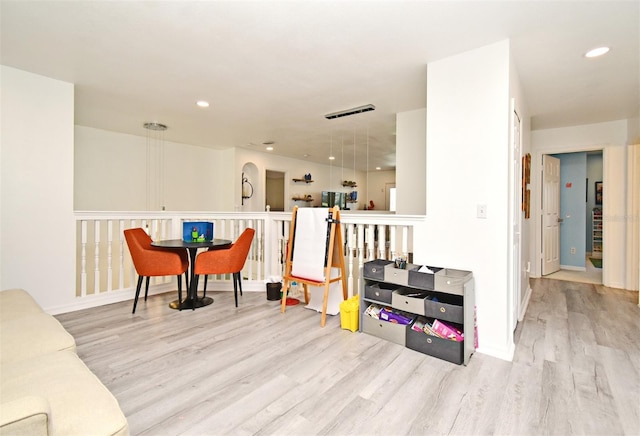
(151, 239), (232, 250)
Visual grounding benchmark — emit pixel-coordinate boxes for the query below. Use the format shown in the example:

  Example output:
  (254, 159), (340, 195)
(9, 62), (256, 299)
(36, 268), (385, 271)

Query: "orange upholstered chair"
(124, 228), (189, 313)
(194, 228), (255, 307)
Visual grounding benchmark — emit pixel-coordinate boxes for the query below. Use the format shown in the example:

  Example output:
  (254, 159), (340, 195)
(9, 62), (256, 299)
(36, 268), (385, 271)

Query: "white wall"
(508, 46), (533, 322)
(396, 108), (426, 215)
(532, 120), (628, 149)
(75, 127), (393, 214)
(1, 66), (76, 310)
(75, 126), (225, 211)
(420, 40), (513, 360)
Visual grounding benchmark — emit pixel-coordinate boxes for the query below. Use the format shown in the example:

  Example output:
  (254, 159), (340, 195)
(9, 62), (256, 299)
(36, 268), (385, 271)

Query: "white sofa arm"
(0, 395), (51, 435)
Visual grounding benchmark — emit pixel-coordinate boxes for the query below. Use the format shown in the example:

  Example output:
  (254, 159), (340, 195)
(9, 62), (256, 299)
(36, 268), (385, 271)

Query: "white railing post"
(346, 223), (355, 298)
(107, 220), (113, 291)
(81, 220), (87, 297)
(401, 225), (409, 259)
(118, 220), (125, 290)
(389, 225), (397, 261)
(357, 223), (365, 273)
(94, 220), (100, 293)
(378, 224), (387, 260)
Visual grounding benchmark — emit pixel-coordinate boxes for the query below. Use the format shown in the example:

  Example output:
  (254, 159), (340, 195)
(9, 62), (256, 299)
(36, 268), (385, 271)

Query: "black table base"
(151, 238), (231, 312)
(169, 297), (214, 310)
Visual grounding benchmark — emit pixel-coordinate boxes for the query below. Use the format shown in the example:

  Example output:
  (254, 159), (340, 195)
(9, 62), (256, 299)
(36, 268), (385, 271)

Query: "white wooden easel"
(280, 206), (347, 327)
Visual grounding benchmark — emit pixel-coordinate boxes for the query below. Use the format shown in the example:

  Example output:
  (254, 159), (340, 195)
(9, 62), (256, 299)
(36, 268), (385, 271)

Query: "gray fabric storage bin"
(383, 263), (418, 287)
(363, 259), (393, 280)
(406, 322), (464, 364)
(434, 268), (473, 295)
(423, 293), (464, 324)
(391, 289), (429, 315)
(408, 266), (442, 290)
(364, 282), (400, 304)
(362, 315), (412, 346)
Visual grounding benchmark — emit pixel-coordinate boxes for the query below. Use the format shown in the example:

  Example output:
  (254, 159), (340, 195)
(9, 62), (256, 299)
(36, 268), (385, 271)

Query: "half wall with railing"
(75, 211), (423, 308)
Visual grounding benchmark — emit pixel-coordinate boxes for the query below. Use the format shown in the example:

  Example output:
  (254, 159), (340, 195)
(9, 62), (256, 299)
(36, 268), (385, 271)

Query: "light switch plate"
(477, 204), (487, 219)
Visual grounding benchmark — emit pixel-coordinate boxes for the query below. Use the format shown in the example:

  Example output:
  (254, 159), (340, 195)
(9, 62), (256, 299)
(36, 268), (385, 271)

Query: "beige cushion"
(0, 395), (51, 435)
(1, 351), (128, 436)
(0, 313), (76, 363)
(0, 289), (43, 321)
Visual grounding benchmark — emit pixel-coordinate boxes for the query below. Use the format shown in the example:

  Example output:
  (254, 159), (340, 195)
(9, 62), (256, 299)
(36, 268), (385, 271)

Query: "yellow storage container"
(340, 294), (360, 332)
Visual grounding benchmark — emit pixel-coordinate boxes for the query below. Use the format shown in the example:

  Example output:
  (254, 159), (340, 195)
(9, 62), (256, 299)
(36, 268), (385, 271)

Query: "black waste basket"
(266, 282), (282, 301)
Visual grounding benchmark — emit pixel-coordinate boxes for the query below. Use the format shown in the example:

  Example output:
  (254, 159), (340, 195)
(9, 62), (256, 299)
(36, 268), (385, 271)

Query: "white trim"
(477, 342), (516, 362)
(519, 285), (532, 322)
(559, 265), (587, 272)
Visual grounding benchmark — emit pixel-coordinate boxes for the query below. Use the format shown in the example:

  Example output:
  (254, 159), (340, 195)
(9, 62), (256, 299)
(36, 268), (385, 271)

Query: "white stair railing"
(74, 211), (423, 307)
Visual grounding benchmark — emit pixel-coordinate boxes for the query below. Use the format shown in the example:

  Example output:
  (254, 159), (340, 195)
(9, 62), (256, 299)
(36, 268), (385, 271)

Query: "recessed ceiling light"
(376, 167), (381, 170)
(196, 100), (210, 108)
(584, 46), (610, 58)
(329, 156), (335, 160)
(266, 146), (274, 151)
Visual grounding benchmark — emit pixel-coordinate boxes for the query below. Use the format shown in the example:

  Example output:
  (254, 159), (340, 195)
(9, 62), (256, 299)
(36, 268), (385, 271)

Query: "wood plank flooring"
(55, 278), (640, 435)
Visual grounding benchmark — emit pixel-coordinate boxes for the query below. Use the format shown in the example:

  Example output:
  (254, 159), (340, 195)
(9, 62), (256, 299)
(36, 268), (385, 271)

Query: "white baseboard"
(559, 264), (587, 272)
(476, 341), (516, 362)
(519, 285), (532, 321)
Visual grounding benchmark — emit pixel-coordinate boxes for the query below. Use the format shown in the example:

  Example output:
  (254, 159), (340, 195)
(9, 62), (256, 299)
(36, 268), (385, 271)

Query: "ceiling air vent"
(324, 104), (375, 120)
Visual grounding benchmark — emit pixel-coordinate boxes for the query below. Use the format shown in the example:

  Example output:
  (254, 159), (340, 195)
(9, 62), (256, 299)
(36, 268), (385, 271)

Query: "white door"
(542, 155), (561, 275)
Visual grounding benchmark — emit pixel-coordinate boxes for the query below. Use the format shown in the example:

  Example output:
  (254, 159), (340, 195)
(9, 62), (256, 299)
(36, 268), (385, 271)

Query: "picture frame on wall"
(595, 181), (603, 205)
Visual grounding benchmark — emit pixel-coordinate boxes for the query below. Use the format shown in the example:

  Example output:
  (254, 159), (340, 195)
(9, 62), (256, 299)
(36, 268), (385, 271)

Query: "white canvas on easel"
(280, 206), (347, 327)
(290, 208), (328, 281)
(304, 267), (343, 315)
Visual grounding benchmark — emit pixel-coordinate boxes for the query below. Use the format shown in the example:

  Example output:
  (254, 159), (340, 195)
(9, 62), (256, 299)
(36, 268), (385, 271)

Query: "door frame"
(507, 103), (522, 332)
(531, 145), (605, 278)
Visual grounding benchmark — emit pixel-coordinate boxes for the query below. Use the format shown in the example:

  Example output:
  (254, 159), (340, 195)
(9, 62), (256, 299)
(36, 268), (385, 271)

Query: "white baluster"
(81, 220), (87, 297)
(130, 219), (137, 287)
(357, 224), (365, 273)
(94, 220), (100, 293)
(119, 220), (125, 290)
(367, 224), (375, 260)
(346, 223), (354, 298)
(389, 225), (397, 261)
(402, 226), (409, 260)
(378, 224), (386, 260)
(107, 220), (113, 292)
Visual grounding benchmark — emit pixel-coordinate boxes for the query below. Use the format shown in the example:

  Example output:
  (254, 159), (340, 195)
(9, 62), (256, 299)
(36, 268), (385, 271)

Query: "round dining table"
(152, 238), (232, 310)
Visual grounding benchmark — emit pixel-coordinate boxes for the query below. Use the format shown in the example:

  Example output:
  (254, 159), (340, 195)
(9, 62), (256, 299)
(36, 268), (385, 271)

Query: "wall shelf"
(292, 197), (313, 202)
(293, 178), (313, 183)
(342, 181), (357, 187)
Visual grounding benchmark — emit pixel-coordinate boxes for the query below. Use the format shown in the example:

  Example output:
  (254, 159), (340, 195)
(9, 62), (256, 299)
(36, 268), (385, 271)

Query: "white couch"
(0, 289), (128, 435)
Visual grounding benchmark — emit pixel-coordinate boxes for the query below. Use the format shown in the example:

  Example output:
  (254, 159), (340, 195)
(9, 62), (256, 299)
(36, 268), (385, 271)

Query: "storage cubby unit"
(360, 260), (475, 365)
(592, 209), (602, 256)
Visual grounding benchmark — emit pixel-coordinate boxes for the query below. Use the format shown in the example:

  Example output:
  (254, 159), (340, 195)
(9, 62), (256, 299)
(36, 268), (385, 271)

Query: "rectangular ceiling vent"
(325, 104), (375, 120)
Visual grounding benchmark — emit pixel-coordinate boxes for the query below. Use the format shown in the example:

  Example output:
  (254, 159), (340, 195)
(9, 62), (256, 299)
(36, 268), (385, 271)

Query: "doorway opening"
(542, 151), (603, 285)
(265, 170), (285, 212)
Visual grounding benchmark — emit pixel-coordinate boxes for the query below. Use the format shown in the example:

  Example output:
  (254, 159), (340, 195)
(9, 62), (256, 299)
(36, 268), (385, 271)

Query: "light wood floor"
(544, 255), (603, 285)
(56, 279), (640, 436)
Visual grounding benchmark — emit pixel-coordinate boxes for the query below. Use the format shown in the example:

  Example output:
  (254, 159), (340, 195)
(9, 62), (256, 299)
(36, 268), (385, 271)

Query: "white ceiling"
(1, 1), (638, 171)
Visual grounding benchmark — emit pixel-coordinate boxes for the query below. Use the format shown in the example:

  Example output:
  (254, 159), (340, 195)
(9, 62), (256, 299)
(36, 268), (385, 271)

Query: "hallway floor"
(545, 254), (603, 285)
